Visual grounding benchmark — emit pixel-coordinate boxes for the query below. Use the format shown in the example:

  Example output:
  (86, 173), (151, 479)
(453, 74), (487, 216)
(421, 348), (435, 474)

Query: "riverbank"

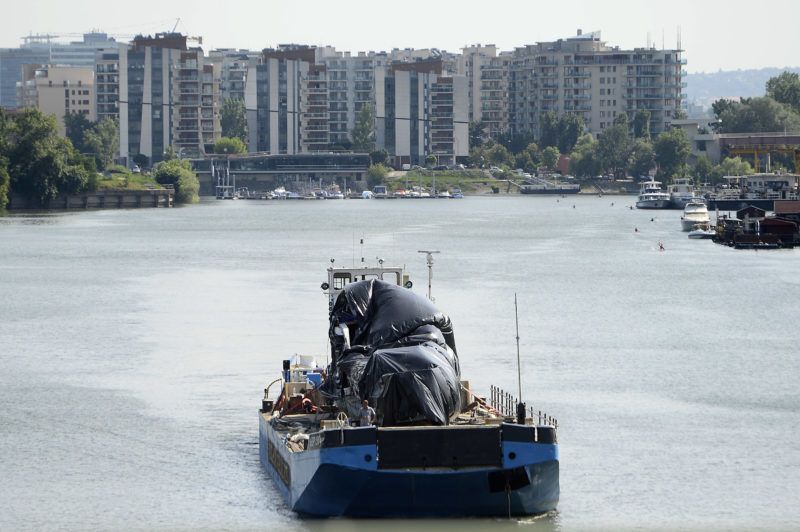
(7, 188), (173, 209)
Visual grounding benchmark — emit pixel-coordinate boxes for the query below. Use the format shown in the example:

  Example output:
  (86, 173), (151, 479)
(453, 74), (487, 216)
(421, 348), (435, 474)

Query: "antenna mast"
(515, 293), (522, 401)
(417, 250), (440, 301)
(514, 293), (526, 425)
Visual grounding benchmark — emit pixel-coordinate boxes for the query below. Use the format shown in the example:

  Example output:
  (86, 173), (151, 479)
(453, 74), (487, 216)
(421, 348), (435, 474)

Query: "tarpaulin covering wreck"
(320, 279), (462, 426)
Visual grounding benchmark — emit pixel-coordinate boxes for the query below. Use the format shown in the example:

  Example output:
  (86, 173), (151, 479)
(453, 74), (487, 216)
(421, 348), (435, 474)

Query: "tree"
(63, 111), (93, 154)
(539, 112), (559, 149)
(557, 114), (584, 154)
(541, 146), (560, 170)
(597, 121), (632, 177)
(6, 109), (91, 205)
(654, 128), (691, 179)
(628, 139), (655, 178)
(713, 96), (800, 133)
(366, 163), (388, 188)
(369, 149), (388, 166)
(569, 134), (601, 178)
(220, 98), (247, 142)
(485, 143), (513, 167)
(213, 136), (246, 155)
(133, 153), (149, 169)
(694, 155), (713, 182)
(496, 131), (536, 155)
(152, 159), (199, 204)
(83, 117), (118, 170)
(468, 121), (486, 149)
(710, 156), (754, 182)
(0, 161), (9, 209)
(633, 109), (651, 140)
(766, 71), (800, 114)
(351, 103), (375, 152)
(425, 154), (437, 167)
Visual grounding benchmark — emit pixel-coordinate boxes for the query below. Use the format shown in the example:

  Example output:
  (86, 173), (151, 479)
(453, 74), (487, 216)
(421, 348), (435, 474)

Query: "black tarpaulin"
(324, 279), (462, 426)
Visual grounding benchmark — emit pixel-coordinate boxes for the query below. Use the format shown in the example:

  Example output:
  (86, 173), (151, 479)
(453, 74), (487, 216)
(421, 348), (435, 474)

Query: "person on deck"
(359, 399), (376, 426)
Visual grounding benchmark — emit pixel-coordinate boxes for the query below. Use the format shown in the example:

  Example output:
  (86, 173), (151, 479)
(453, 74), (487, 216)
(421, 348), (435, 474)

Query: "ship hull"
(260, 414), (559, 517)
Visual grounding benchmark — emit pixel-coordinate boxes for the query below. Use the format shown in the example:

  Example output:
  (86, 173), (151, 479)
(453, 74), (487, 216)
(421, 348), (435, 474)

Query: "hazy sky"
(3, 0), (799, 73)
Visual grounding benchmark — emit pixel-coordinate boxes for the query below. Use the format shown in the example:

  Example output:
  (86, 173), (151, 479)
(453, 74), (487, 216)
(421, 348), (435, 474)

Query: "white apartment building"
(509, 30), (685, 138)
(479, 52), (511, 138)
(118, 33), (220, 165)
(457, 44), (498, 124)
(16, 64), (95, 136)
(208, 49), (261, 102)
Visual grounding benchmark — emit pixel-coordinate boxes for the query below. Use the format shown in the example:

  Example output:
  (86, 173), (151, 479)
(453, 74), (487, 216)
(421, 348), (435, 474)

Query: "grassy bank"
(386, 170), (506, 194)
(94, 166), (162, 191)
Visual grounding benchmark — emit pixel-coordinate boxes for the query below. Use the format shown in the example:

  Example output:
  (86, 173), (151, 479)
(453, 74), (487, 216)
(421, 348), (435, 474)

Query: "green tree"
(351, 103), (375, 152)
(713, 97), (800, 133)
(63, 111), (93, 154)
(469, 121), (486, 149)
(496, 131), (537, 154)
(220, 98), (247, 142)
(539, 112), (559, 149)
(654, 128), (691, 179)
(569, 134), (600, 178)
(766, 71), (800, 114)
(633, 109), (651, 139)
(694, 155), (713, 182)
(6, 109), (91, 205)
(213, 136), (247, 155)
(557, 114), (584, 154)
(83, 117), (118, 170)
(163, 146), (178, 161)
(366, 163), (388, 188)
(425, 154), (437, 167)
(541, 146), (560, 170)
(133, 153), (149, 169)
(152, 159), (199, 204)
(628, 138), (655, 177)
(710, 156), (754, 182)
(597, 121), (632, 177)
(0, 161), (9, 209)
(369, 149), (388, 166)
(485, 143), (513, 167)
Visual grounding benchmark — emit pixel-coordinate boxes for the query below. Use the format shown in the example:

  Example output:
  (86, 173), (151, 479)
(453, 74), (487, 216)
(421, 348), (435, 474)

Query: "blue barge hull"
(259, 413), (560, 517)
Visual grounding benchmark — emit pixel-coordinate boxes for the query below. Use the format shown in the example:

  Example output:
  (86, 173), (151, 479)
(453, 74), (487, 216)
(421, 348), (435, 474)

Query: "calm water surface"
(1, 196), (798, 531)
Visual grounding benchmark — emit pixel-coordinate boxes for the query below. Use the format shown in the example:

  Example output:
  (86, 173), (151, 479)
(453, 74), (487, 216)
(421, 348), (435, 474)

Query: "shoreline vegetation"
(0, 108), (198, 211)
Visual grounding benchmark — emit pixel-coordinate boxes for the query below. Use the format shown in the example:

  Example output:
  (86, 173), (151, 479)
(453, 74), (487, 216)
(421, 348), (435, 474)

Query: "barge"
(258, 260), (559, 517)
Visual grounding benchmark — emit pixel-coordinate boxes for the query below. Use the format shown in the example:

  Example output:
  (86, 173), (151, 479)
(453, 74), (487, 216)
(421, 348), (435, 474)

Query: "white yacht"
(681, 199), (711, 231)
(635, 179), (672, 209)
(668, 178), (697, 209)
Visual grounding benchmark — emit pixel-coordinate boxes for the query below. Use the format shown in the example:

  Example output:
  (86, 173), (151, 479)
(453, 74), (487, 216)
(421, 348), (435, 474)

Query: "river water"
(1, 196), (798, 531)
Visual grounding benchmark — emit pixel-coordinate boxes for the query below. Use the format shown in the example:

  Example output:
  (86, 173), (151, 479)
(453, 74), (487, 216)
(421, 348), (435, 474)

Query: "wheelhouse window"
(333, 273), (351, 290)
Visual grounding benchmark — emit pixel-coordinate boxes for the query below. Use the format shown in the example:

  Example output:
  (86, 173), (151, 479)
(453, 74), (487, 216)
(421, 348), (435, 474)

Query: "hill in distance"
(687, 67), (800, 110)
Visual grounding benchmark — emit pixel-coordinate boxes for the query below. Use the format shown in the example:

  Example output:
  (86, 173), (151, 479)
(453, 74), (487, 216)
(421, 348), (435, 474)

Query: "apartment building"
(208, 49), (261, 102)
(375, 60), (468, 166)
(509, 30), (685, 138)
(118, 33), (220, 165)
(16, 64), (95, 135)
(95, 49), (119, 122)
(244, 46), (309, 154)
(457, 44), (498, 124)
(479, 52), (511, 137)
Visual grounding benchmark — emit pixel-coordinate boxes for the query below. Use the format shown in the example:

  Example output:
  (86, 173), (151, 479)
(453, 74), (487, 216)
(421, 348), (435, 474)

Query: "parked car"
(131, 164), (141, 174)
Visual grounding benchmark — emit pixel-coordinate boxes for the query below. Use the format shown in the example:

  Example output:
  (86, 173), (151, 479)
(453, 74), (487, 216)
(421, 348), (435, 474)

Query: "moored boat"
(680, 198), (711, 231)
(635, 179), (671, 209)
(258, 260), (560, 517)
(668, 178), (697, 209)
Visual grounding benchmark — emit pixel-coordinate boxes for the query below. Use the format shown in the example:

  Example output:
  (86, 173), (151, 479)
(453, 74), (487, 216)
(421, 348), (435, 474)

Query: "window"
(333, 273), (351, 289)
